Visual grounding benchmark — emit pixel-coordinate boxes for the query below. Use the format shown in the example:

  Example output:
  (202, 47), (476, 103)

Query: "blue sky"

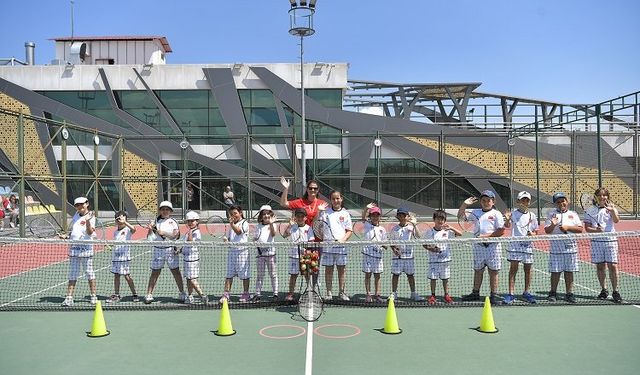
(2, 0), (638, 104)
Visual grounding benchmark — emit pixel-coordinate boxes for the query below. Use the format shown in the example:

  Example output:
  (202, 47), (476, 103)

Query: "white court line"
(305, 320), (314, 375)
(0, 249), (151, 308)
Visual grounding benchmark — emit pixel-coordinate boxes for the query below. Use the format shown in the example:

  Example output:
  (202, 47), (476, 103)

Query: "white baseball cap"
(159, 200), (173, 210)
(259, 204), (273, 212)
(73, 197), (88, 205)
(185, 211), (199, 220)
(517, 191), (532, 200)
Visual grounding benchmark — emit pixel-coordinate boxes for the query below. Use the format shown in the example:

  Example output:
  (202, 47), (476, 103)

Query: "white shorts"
(111, 260), (131, 275)
(391, 258), (415, 275)
(321, 253), (347, 267)
(506, 251), (534, 264)
(183, 260), (200, 280)
(549, 252), (578, 273)
(362, 255), (383, 274)
(472, 243), (502, 271)
(428, 262), (450, 280)
(289, 257), (300, 275)
(150, 247), (180, 270)
(226, 250), (250, 279)
(69, 256), (95, 281)
(591, 240), (618, 264)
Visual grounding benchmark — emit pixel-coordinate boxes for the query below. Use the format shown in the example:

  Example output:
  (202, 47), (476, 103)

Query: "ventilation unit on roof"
(69, 42), (89, 64)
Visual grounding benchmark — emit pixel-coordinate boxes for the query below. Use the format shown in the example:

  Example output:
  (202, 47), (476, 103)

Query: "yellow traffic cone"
(87, 301), (110, 338)
(214, 298), (236, 336)
(380, 294), (402, 334)
(476, 296), (499, 333)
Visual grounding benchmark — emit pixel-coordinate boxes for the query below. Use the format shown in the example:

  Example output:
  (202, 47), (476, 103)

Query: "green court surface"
(1, 305), (639, 375)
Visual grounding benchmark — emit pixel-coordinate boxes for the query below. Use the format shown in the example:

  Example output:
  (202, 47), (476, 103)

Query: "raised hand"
(503, 210), (511, 221)
(366, 202), (377, 209)
(464, 197), (478, 206)
(318, 201), (329, 211)
(280, 176), (290, 189)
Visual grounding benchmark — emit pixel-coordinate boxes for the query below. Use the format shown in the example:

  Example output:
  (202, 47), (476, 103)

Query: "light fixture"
(61, 127), (69, 140)
(93, 134), (100, 145)
(373, 138), (382, 147)
(180, 139), (190, 149)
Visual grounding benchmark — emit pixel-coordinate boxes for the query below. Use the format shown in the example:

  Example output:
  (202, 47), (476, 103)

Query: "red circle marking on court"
(259, 325), (306, 340)
(313, 324), (361, 339)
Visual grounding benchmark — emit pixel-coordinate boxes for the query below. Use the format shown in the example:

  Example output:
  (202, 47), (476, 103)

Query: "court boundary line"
(305, 320), (313, 375)
(0, 249), (151, 308)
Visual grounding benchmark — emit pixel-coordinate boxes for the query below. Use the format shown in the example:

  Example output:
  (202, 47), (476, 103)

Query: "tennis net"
(1, 231), (639, 310)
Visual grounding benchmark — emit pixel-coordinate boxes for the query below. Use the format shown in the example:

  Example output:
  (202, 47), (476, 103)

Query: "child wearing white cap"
(252, 205), (278, 301)
(144, 200), (186, 304)
(61, 196), (98, 307)
(503, 191), (539, 304)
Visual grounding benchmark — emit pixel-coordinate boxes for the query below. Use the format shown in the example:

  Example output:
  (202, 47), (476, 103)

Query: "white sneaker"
(90, 295), (98, 305)
(61, 296), (74, 307)
(144, 294), (154, 304)
(179, 292), (187, 302)
(339, 292), (350, 301)
(185, 295), (195, 304)
(201, 295), (209, 305)
(325, 291), (333, 300)
(10, 222), (15, 228)
(411, 292), (425, 302)
(388, 292), (398, 301)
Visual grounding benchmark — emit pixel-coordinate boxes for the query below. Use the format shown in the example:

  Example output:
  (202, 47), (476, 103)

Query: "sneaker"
(339, 292), (350, 301)
(374, 295), (385, 303)
(285, 293), (294, 301)
(411, 292), (425, 302)
(61, 296), (74, 307)
(597, 289), (609, 300)
(365, 294), (373, 303)
(251, 294), (261, 302)
(201, 295), (209, 305)
(612, 291), (622, 304)
(325, 291), (333, 301)
(503, 294), (515, 305)
(239, 292), (250, 302)
(522, 292), (537, 304)
(90, 295), (98, 305)
(444, 294), (453, 304)
(219, 292), (230, 303)
(489, 293), (500, 305)
(548, 292), (557, 302)
(106, 294), (121, 304)
(428, 295), (437, 305)
(178, 292), (187, 302)
(565, 293), (577, 303)
(462, 290), (480, 301)
(144, 294), (154, 304)
(9, 222), (15, 228)
(272, 293), (279, 300)
(185, 295), (195, 304)
(132, 294), (140, 303)
(388, 292), (398, 301)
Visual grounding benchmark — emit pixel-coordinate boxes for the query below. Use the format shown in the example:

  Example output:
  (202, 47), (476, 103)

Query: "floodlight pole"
(289, 2), (315, 194)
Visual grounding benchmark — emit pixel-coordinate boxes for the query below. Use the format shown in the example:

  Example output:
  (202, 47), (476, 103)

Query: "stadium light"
(288, 0), (316, 192)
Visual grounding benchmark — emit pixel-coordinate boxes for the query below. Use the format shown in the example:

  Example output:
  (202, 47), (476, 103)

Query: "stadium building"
(0, 36), (638, 221)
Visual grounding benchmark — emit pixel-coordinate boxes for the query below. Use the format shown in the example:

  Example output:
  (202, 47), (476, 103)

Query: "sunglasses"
(307, 187), (319, 191)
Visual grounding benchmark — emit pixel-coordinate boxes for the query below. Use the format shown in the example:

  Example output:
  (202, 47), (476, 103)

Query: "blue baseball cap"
(480, 190), (496, 199)
(552, 192), (567, 203)
(396, 207), (410, 215)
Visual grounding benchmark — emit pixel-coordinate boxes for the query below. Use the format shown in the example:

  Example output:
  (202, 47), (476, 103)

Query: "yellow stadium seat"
(47, 204), (57, 212)
(26, 206), (34, 215)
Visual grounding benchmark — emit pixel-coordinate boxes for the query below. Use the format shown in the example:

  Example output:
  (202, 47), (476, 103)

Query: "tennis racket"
(28, 217), (62, 238)
(297, 244), (323, 322)
(312, 215), (335, 242)
(458, 210), (479, 235)
(135, 209), (156, 227)
(92, 217), (107, 240)
(278, 221), (292, 238)
(580, 193), (600, 228)
(351, 221), (367, 240)
(203, 215), (227, 239)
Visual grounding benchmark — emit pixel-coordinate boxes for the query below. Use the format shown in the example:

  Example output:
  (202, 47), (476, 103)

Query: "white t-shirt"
(254, 223), (276, 257)
(468, 208), (505, 237)
(182, 228), (201, 261)
(288, 223), (315, 258)
(584, 206), (616, 234)
(389, 223), (416, 259)
(510, 209), (539, 237)
(545, 209), (582, 253)
(423, 228), (454, 263)
(149, 217), (179, 245)
(362, 221), (387, 258)
(227, 219), (249, 251)
(112, 226), (133, 261)
(69, 212), (96, 257)
(319, 207), (352, 254)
